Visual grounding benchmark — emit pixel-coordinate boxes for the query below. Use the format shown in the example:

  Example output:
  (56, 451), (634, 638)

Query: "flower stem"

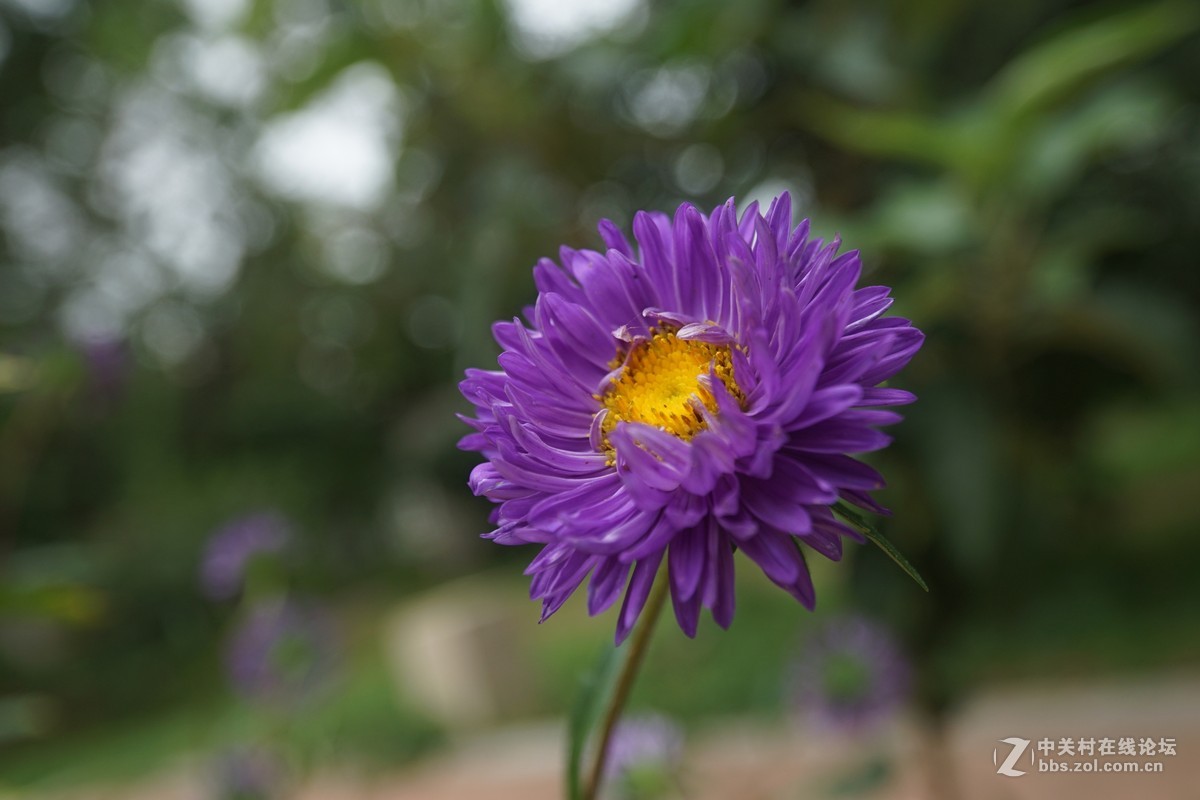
(582, 575), (670, 800)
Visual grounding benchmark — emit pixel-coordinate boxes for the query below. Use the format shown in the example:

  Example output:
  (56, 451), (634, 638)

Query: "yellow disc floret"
(598, 326), (743, 454)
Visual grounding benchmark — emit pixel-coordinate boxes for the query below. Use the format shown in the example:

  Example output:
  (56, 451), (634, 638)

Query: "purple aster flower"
(200, 512), (292, 601)
(789, 615), (910, 731)
(602, 714), (684, 798)
(76, 335), (129, 403)
(210, 747), (285, 800)
(224, 597), (336, 704)
(459, 193), (923, 642)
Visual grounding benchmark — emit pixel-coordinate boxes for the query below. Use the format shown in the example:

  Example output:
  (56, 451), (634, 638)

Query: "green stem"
(582, 575), (670, 800)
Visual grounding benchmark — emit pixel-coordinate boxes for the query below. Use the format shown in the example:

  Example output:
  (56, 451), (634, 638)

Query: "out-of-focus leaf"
(0, 696), (55, 745)
(0, 584), (106, 625)
(984, 1), (1199, 123)
(0, 354), (39, 393)
(790, 92), (970, 170)
(1086, 398), (1200, 538)
(795, 3), (1196, 187)
(869, 179), (976, 255)
(907, 388), (1004, 576)
(1031, 282), (1199, 384)
(565, 643), (623, 800)
(1090, 399), (1200, 479)
(1028, 205), (1154, 304)
(1015, 79), (1176, 203)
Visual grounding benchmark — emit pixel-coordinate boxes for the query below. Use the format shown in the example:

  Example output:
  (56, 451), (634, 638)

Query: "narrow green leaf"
(565, 644), (624, 800)
(789, 91), (969, 170)
(834, 501), (929, 592)
(984, 1), (1200, 123)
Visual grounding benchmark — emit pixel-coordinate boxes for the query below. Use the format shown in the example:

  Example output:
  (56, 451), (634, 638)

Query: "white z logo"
(994, 737), (1031, 777)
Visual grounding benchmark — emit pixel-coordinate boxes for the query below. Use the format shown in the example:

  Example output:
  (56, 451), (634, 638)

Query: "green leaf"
(565, 643), (624, 800)
(789, 2), (1198, 187)
(789, 91), (969, 170)
(834, 501), (929, 592)
(0, 584), (106, 625)
(0, 354), (39, 393)
(984, 1), (1200, 123)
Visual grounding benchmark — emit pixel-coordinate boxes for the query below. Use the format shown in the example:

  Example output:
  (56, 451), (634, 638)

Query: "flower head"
(75, 334), (129, 405)
(224, 598), (336, 704)
(790, 615), (910, 731)
(211, 747), (285, 800)
(459, 194), (923, 642)
(602, 714), (684, 799)
(200, 512), (292, 601)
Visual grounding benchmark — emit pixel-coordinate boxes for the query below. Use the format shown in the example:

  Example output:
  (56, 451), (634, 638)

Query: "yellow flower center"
(598, 327), (743, 453)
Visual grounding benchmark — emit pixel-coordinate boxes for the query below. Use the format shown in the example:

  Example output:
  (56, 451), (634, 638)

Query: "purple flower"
(603, 714), (684, 795)
(76, 335), (129, 403)
(200, 512), (292, 601)
(459, 194), (923, 642)
(789, 616), (910, 731)
(211, 747), (284, 800)
(224, 598), (336, 703)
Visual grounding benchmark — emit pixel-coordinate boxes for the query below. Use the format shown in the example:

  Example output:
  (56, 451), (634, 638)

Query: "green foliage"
(566, 644), (623, 800)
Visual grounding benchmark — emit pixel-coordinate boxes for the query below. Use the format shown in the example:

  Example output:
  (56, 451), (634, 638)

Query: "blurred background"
(1, 0), (1198, 797)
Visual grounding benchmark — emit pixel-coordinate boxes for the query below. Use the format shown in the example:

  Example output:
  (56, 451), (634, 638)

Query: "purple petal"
(588, 557), (630, 615)
(597, 219), (633, 257)
(738, 530), (802, 585)
(786, 384), (863, 431)
(532, 257), (584, 304)
(536, 293), (615, 369)
(616, 550), (664, 645)
(612, 423), (692, 494)
(620, 512), (679, 563)
(574, 248), (652, 332)
(670, 580), (702, 638)
(710, 526), (736, 629)
(798, 452), (886, 491)
(668, 525), (705, 601)
(787, 420), (893, 454)
(796, 524), (844, 562)
(632, 211), (677, 311)
(859, 387), (917, 407)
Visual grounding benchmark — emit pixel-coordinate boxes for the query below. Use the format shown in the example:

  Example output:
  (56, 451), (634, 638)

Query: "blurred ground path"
(24, 675), (1200, 800)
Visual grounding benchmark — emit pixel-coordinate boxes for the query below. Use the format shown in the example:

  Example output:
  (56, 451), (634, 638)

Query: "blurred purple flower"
(76, 335), (129, 403)
(603, 713), (684, 797)
(789, 615), (910, 732)
(224, 598), (336, 704)
(211, 747), (284, 800)
(200, 512), (291, 601)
